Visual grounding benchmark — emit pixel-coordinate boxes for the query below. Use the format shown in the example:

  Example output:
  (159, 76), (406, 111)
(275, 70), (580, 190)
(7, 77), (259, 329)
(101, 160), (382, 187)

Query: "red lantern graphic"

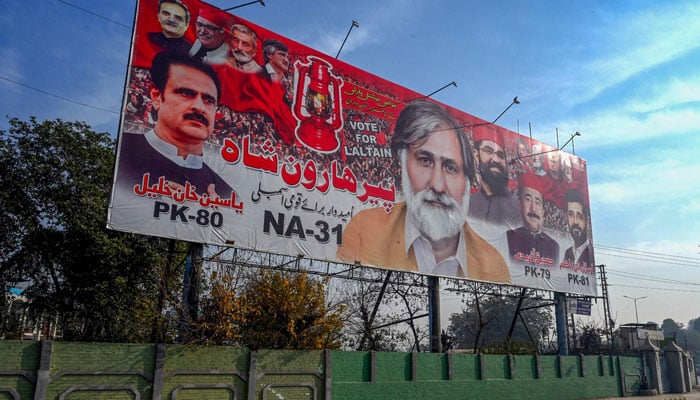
(292, 56), (344, 153)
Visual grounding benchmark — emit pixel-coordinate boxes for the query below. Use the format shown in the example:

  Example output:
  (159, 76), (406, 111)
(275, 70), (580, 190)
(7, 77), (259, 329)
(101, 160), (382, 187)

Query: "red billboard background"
(107, 0), (597, 296)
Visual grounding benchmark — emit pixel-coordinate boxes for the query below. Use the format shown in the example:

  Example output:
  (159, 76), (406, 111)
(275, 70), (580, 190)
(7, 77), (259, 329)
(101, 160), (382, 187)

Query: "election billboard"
(107, 0), (597, 296)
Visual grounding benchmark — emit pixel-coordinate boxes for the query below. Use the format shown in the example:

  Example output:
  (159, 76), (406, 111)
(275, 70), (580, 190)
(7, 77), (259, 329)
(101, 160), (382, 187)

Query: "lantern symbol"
(292, 56), (344, 153)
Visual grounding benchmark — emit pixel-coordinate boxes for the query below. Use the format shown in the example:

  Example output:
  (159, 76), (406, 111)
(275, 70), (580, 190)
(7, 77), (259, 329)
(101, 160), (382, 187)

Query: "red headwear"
(518, 173), (545, 196)
(472, 125), (505, 149)
(197, 7), (231, 29)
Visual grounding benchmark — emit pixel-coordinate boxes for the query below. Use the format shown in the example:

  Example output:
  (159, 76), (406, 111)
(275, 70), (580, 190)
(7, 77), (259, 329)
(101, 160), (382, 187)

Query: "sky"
(2, 0), (700, 332)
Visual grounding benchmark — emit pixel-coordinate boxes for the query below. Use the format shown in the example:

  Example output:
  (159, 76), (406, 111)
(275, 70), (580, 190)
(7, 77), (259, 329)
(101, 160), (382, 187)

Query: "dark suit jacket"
(506, 226), (560, 267)
(564, 244), (593, 269)
(115, 131), (232, 197)
(336, 202), (511, 283)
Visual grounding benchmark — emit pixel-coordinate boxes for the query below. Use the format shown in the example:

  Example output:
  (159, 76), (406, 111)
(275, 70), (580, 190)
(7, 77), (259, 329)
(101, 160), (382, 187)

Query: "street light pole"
(623, 295), (647, 325)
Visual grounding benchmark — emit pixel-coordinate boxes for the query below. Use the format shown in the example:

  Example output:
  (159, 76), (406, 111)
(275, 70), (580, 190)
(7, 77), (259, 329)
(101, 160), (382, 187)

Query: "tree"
(448, 288), (552, 353)
(337, 275), (411, 352)
(335, 269), (430, 352)
(0, 117), (183, 342)
(661, 318), (683, 339)
(576, 321), (604, 352)
(193, 267), (345, 350)
(690, 317), (700, 333)
(384, 276), (428, 351)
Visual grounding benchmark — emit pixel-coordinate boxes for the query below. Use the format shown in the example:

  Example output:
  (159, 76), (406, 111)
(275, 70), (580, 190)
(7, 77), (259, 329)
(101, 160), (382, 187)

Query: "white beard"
(401, 152), (469, 242)
(233, 50), (253, 64)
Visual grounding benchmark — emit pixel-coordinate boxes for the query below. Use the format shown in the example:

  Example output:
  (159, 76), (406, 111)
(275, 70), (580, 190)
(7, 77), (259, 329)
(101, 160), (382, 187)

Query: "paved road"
(594, 387), (700, 400)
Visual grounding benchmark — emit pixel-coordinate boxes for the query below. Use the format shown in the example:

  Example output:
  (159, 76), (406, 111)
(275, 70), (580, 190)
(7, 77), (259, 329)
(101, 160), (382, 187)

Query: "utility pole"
(623, 295), (646, 325)
(554, 292), (568, 355)
(183, 243), (204, 322)
(598, 264), (614, 344)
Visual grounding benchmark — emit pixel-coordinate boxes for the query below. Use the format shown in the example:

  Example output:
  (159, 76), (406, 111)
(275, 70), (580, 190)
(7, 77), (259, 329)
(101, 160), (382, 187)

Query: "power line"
(606, 270), (700, 286)
(609, 284), (700, 294)
(0, 75), (119, 115)
(596, 244), (700, 262)
(596, 251), (700, 268)
(56, 0), (130, 29)
(20, 1), (700, 285)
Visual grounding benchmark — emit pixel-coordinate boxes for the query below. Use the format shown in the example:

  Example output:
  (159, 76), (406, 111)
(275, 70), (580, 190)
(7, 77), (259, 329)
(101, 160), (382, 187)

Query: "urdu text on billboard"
(107, 0), (597, 296)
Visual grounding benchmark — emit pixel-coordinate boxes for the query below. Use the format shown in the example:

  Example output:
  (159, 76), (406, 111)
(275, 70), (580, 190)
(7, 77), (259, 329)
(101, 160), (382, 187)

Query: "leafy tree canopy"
(0, 117), (182, 342)
(193, 269), (345, 350)
(448, 294), (552, 352)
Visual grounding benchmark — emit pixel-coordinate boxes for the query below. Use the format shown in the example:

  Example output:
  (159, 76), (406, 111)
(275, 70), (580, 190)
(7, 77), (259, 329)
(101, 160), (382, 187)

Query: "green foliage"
(480, 339), (540, 355)
(577, 322), (604, 353)
(193, 269), (345, 350)
(0, 117), (183, 342)
(661, 318), (683, 338)
(447, 292), (552, 353)
(690, 317), (700, 333)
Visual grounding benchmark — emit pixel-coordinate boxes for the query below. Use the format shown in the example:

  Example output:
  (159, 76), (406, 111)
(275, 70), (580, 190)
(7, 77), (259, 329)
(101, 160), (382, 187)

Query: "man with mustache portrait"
(115, 52), (231, 200)
(336, 100), (510, 282)
(506, 173), (559, 267)
(467, 125), (520, 227)
(562, 188), (593, 270)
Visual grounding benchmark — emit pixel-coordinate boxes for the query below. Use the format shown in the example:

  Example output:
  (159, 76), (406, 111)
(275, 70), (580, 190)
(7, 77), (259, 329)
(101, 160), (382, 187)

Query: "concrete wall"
(332, 351), (642, 400)
(0, 340), (642, 400)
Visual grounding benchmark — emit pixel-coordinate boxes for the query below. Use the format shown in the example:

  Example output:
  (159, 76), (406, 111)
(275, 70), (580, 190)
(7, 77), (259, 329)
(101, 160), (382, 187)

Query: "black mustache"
(486, 160), (505, 173)
(184, 112), (209, 126)
(526, 212), (540, 220)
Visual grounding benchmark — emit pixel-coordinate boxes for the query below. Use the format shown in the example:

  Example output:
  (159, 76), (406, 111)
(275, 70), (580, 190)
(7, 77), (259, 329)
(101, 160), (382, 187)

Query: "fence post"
(663, 341), (688, 394)
(152, 344), (166, 400)
(247, 351), (257, 400)
(324, 349), (332, 400)
(639, 337), (662, 394)
(33, 340), (53, 400)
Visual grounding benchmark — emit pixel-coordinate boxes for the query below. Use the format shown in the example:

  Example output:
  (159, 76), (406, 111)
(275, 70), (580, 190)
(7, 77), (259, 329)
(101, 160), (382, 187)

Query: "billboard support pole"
(358, 271), (392, 350)
(554, 291), (569, 355)
(183, 243), (203, 322)
(428, 276), (441, 353)
(569, 312), (577, 352)
(151, 239), (176, 342)
(507, 288), (527, 340)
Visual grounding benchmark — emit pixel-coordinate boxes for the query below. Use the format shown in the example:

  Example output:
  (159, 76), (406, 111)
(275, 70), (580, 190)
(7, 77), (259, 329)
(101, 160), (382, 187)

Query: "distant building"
(2, 286), (61, 341)
(617, 323), (664, 351)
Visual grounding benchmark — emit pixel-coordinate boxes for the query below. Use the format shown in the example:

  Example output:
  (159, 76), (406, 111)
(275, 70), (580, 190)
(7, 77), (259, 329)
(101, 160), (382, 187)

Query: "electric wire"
(0, 75), (119, 115)
(17, 1), (700, 294)
(596, 244), (700, 262)
(609, 284), (700, 294)
(596, 251), (700, 268)
(606, 270), (700, 286)
(56, 0), (130, 29)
